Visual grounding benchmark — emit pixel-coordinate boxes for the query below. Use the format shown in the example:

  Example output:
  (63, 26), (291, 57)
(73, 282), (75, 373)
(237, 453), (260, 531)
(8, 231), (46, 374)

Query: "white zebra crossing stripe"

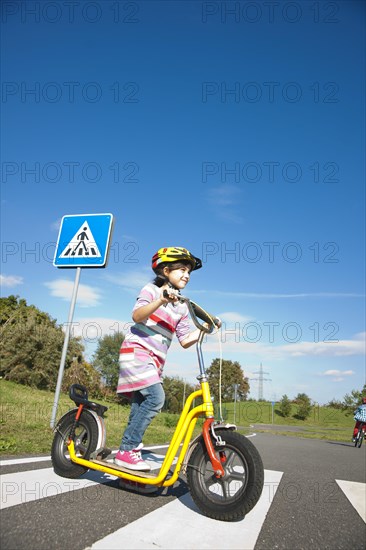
(0, 452), (172, 510)
(336, 479), (366, 522)
(0, 456), (52, 466)
(0, 467), (114, 510)
(0, 445), (170, 467)
(89, 470), (283, 550)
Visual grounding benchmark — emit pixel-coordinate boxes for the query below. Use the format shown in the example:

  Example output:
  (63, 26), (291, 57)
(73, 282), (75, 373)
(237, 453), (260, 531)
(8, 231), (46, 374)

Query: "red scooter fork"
(75, 403), (84, 421)
(67, 404), (84, 445)
(202, 418), (225, 477)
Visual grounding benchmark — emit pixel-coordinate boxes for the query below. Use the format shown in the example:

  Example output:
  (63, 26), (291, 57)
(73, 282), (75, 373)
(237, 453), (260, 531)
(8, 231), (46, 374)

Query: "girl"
(115, 247), (206, 471)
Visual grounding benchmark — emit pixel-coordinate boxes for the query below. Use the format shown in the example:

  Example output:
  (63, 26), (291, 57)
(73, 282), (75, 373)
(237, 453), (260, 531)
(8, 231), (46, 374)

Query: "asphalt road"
(1, 433), (365, 550)
(253, 434), (366, 550)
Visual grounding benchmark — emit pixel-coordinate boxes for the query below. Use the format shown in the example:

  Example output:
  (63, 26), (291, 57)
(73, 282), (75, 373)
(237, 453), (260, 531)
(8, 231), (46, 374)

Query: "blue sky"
(1, 0), (365, 404)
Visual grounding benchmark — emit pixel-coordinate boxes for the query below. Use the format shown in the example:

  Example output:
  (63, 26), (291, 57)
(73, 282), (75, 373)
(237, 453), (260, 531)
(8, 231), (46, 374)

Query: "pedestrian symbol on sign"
(59, 221), (101, 259)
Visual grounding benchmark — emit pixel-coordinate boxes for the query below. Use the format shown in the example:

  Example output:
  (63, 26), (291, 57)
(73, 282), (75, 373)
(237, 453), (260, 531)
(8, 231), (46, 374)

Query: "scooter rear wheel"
(187, 430), (264, 521)
(51, 409), (99, 478)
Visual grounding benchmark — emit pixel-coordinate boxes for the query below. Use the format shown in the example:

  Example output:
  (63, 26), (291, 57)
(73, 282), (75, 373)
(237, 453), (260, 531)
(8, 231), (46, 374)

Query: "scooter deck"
(90, 458), (158, 479)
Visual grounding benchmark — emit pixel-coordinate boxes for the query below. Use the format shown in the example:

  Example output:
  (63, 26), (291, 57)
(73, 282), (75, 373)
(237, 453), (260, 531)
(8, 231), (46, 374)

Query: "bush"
(61, 361), (104, 398)
(296, 399), (312, 420)
(162, 413), (179, 428)
(279, 394), (292, 417)
(325, 399), (343, 410)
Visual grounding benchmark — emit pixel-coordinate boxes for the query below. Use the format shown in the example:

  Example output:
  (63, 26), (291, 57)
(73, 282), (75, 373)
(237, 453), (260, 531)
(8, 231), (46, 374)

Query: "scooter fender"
(54, 407), (107, 452)
(181, 422), (236, 475)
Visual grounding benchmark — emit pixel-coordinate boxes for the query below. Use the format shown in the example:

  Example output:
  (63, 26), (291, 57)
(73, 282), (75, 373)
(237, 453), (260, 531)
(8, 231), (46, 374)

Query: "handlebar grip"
(161, 290), (218, 333)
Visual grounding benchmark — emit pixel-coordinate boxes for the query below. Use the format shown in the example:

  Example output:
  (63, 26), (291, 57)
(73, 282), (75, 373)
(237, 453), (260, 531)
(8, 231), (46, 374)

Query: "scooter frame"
(66, 298), (231, 487)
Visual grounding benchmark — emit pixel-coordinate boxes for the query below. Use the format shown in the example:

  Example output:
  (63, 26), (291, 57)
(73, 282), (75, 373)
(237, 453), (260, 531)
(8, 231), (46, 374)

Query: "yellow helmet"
(152, 247), (202, 272)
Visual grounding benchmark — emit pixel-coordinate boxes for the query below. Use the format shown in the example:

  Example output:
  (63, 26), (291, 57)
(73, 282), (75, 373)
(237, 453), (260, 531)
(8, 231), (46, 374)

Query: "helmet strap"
(155, 274), (181, 292)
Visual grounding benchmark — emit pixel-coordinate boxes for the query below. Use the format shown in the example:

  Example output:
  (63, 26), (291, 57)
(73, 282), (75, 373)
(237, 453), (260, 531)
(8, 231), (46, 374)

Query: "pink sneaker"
(114, 448), (150, 471)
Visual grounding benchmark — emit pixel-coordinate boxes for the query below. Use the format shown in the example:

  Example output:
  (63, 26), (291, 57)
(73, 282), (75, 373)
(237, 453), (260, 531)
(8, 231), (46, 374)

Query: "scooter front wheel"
(51, 409), (99, 478)
(187, 430), (264, 521)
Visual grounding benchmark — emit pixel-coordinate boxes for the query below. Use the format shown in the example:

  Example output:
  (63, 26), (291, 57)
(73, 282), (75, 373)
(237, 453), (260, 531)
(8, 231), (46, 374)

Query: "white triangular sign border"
(59, 220), (102, 259)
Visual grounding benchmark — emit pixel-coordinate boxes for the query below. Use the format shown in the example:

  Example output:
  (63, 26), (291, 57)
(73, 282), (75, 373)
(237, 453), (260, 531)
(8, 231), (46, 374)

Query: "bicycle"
(354, 422), (366, 448)
(51, 293), (264, 521)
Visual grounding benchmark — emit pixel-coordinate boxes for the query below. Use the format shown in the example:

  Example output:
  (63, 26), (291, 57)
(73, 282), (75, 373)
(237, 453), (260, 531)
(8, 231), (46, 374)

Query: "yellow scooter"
(51, 294), (264, 521)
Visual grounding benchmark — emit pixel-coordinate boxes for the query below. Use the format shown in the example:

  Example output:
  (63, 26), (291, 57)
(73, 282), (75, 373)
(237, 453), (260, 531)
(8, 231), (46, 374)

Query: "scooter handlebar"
(163, 290), (219, 333)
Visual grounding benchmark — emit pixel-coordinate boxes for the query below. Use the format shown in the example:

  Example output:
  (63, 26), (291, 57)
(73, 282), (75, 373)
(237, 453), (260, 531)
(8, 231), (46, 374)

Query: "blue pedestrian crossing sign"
(53, 213), (114, 268)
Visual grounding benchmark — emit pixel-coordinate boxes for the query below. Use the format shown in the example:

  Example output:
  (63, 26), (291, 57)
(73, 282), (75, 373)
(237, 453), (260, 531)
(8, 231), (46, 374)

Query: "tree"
(279, 394), (292, 417)
(62, 359), (105, 398)
(162, 376), (196, 413)
(294, 392), (312, 420)
(206, 358), (249, 402)
(0, 295), (27, 325)
(0, 295), (84, 390)
(325, 399), (343, 409)
(92, 332), (124, 389)
(342, 384), (366, 414)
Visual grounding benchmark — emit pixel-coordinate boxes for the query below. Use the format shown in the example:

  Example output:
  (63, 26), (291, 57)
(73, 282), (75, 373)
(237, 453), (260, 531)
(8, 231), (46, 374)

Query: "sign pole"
(233, 384), (238, 424)
(51, 213), (114, 428)
(50, 267), (81, 428)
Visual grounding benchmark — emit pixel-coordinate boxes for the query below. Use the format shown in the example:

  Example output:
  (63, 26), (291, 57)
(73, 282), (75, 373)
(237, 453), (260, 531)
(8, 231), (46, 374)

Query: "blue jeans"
(120, 383), (165, 451)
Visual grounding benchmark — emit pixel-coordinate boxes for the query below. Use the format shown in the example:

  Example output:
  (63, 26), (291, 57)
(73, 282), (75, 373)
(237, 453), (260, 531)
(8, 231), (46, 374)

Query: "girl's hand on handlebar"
(161, 285), (180, 304)
(214, 317), (222, 329)
(198, 317), (221, 333)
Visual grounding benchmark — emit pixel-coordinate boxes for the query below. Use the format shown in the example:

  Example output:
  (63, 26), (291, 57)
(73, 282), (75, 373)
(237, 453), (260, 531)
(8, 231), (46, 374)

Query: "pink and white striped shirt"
(117, 283), (191, 393)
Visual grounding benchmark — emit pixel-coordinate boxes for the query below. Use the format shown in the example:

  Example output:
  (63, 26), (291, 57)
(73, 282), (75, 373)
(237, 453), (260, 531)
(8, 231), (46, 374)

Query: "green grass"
(0, 379), (202, 456)
(0, 380), (356, 456)
(221, 401), (355, 442)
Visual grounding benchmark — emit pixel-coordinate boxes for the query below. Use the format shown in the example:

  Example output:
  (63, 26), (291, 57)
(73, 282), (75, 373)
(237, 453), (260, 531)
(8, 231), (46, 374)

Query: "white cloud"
(193, 289), (365, 299)
(69, 317), (129, 362)
(319, 369), (356, 383)
(71, 317), (131, 341)
(279, 334), (365, 357)
(201, 332), (366, 359)
(322, 369), (355, 377)
(51, 218), (62, 231)
(44, 279), (101, 307)
(0, 274), (24, 287)
(218, 311), (253, 323)
(207, 185), (243, 224)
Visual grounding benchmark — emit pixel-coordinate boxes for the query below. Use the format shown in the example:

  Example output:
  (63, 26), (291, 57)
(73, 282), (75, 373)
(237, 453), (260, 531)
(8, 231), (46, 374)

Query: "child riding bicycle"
(114, 247), (220, 471)
(352, 396), (366, 441)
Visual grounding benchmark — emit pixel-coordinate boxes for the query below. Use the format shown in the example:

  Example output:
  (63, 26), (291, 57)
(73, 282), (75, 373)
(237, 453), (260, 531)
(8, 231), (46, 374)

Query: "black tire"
(187, 430), (264, 521)
(354, 431), (359, 447)
(51, 409), (99, 478)
(357, 430), (364, 448)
